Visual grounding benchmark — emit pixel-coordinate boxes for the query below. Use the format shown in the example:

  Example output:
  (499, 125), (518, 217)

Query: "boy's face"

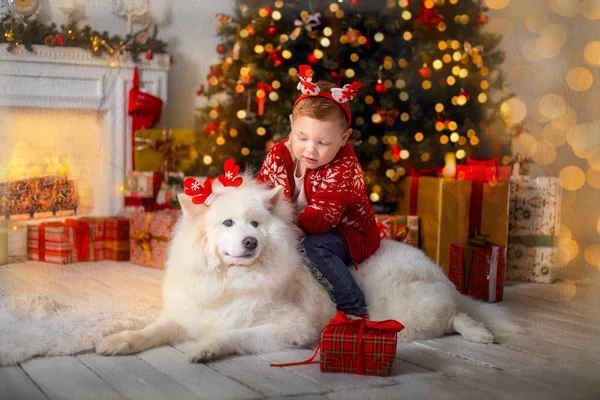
(289, 115), (352, 170)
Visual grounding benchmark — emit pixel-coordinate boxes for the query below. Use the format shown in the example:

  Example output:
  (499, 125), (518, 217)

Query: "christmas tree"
(193, 0), (511, 202)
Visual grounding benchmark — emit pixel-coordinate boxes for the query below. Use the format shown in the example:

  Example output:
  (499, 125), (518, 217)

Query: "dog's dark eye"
(251, 221), (259, 228)
(223, 219), (234, 227)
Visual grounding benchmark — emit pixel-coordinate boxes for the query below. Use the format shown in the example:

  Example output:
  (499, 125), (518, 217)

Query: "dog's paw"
(464, 326), (495, 344)
(96, 331), (142, 356)
(188, 348), (218, 363)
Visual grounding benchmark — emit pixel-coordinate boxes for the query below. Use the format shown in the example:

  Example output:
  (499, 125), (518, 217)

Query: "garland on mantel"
(1, 14), (168, 62)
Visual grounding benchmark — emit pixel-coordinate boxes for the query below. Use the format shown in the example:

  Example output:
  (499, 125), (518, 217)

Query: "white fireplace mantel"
(0, 44), (170, 216)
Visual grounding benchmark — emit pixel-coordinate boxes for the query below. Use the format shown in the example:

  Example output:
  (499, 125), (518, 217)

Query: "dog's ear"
(265, 186), (285, 211)
(178, 193), (205, 217)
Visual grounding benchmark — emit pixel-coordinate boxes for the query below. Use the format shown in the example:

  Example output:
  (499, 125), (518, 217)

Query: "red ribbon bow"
(256, 82), (274, 116)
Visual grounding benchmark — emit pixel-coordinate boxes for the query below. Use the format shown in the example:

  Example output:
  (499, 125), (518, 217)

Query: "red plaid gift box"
(375, 214), (419, 248)
(27, 219), (93, 264)
(449, 243), (506, 302)
(104, 217), (130, 261)
(271, 311), (404, 376)
(78, 217), (105, 261)
(130, 210), (180, 269)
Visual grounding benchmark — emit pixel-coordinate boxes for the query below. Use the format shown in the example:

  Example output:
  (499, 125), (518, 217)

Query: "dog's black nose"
(242, 236), (258, 250)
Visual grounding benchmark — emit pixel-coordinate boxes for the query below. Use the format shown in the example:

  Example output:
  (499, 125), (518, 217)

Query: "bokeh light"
(559, 166), (586, 191)
(485, 0), (511, 10)
(586, 167), (600, 189)
(511, 133), (538, 158)
(532, 141), (557, 165)
(584, 244), (600, 268)
(501, 97), (527, 124)
(549, 0), (580, 17)
(583, 41), (600, 66)
(537, 24), (568, 58)
(567, 67), (594, 91)
(542, 123), (568, 146)
(525, 14), (550, 33)
(581, 1), (600, 20)
(539, 94), (566, 119)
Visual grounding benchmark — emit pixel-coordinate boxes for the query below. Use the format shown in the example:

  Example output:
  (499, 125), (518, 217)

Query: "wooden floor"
(1, 260), (599, 400)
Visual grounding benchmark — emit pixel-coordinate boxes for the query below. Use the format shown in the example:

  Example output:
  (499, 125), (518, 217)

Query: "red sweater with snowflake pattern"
(257, 138), (381, 264)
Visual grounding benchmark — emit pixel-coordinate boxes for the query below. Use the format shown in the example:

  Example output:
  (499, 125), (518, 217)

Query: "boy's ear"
(289, 113), (294, 126)
(342, 127), (352, 145)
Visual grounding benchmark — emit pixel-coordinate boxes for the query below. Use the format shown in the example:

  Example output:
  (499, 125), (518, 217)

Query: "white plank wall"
(1, 260), (598, 399)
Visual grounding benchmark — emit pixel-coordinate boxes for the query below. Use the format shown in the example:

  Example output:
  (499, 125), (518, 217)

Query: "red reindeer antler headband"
(183, 158), (243, 206)
(293, 65), (362, 127)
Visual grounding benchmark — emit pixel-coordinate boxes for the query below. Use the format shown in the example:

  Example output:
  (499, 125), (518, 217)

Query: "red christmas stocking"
(128, 67), (163, 168)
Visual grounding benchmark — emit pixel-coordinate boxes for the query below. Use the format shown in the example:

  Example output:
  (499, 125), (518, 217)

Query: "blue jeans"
(301, 229), (368, 315)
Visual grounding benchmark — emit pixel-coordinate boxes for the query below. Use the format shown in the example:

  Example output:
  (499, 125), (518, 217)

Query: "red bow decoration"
(184, 177), (215, 205)
(204, 121), (226, 135)
(218, 158), (244, 187)
(416, 0), (444, 30)
(377, 108), (400, 126)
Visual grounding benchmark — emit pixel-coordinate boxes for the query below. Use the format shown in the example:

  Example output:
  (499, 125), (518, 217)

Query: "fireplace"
(0, 45), (170, 218)
(0, 45), (169, 257)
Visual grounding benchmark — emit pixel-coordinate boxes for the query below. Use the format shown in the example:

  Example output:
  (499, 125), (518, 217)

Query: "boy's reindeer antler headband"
(293, 65), (362, 127)
(183, 158), (243, 206)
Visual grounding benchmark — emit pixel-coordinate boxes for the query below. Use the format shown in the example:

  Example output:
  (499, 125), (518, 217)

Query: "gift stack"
(125, 129), (197, 216)
(271, 311), (404, 377)
(374, 214), (419, 248)
(27, 217), (130, 264)
(129, 210), (180, 269)
(397, 158), (511, 275)
(507, 175), (562, 283)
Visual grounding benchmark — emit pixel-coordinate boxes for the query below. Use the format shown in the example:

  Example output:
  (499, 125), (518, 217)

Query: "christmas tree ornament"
(267, 25), (277, 35)
(216, 13), (233, 32)
(419, 64), (433, 78)
(463, 42), (484, 68)
(268, 48), (284, 66)
(478, 15), (489, 25)
(44, 35), (56, 46)
(6, 0), (42, 18)
(255, 82), (273, 116)
(416, 0), (444, 30)
(307, 52), (318, 65)
(289, 11), (322, 40)
(217, 43), (226, 54)
(457, 88), (470, 105)
(146, 49), (153, 60)
(375, 81), (388, 94)
(259, 6), (273, 18)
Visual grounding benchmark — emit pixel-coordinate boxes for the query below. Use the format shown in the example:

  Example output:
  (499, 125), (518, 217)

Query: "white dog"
(97, 176), (503, 362)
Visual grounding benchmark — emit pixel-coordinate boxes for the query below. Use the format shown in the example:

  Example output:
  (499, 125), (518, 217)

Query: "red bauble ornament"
(478, 15), (489, 25)
(267, 25), (277, 35)
(268, 49), (284, 67)
(419, 65), (432, 78)
(307, 53), (319, 65)
(146, 50), (153, 60)
(392, 144), (401, 157)
(262, 6), (273, 17)
(55, 34), (65, 45)
(375, 83), (387, 94)
(217, 43), (226, 54)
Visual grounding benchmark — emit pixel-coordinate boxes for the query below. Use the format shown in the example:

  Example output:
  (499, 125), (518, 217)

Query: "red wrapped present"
(449, 242), (506, 302)
(271, 311), (404, 376)
(27, 219), (92, 264)
(130, 210), (180, 268)
(124, 171), (163, 216)
(375, 214), (419, 248)
(104, 217), (130, 261)
(79, 217), (105, 261)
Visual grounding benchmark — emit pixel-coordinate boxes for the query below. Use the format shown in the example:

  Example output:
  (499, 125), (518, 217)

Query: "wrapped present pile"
(507, 174), (562, 283)
(125, 129), (197, 216)
(397, 157), (511, 274)
(375, 214), (419, 248)
(27, 216), (130, 264)
(271, 311), (404, 376)
(0, 176), (78, 218)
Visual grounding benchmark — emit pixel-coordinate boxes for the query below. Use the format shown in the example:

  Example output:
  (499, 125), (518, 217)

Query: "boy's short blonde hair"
(292, 80), (349, 131)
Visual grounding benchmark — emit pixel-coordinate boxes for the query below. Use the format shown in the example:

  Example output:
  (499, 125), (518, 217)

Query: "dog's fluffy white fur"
(97, 176), (505, 362)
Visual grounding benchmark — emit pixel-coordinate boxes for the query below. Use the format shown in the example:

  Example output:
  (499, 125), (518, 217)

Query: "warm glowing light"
(314, 49), (324, 59)
(585, 244), (600, 268)
(478, 93), (488, 103)
(203, 155), (213, 165)
(450, 132), (460, 142)
(433, 59), (443, 70)
(485, 0), (511, 10)
(346, 69), (356, 78)
(241, 147), (250, 156)
(422, 80), (432, 90)
(403, 32), (413, 41)
(559, 166), (586, 191)
(584, 41), (600, 66)
(374, 32), (384, 42)
(501, 98), (527, 124)
(537, 24), (568, 58)
(257, 127), (266, 136)
(272, 11), (282, 20)
(400, 150), (410, 159)
(567, 67), (594, 91)
(216, 137), (225, 145)
(399, 92), (409, 101)
(370, 192), (380, 202)
(532, 141), (557, 165)
(542, 124), (568, 146)
(447, 76), (456, 85)
(415, 132), (424, 142)
(456, 149), (466, 159)
(587, 168), (600, 189)
(435, 103), (444, 112)
(269, 92), (279, 101)
(539, 94), (566, 119)
(236, 110), (247, 119)
(402, 11), (412, 20)
(440, 135), (449, 144)
(421, 153), (431, 162)
(511, 133), (538, 158)
(549, 0), (579, 17)
(321, 38), (331, 47)
(323, 27), (333, 37)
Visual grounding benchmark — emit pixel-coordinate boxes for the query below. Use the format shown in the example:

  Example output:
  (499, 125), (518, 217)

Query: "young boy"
(257, 66), (381, 318)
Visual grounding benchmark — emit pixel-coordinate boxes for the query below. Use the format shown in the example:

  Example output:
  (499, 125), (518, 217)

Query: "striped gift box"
(79, 217), (105, 261)
(130, 210), (180, 269)
(104, 217), (130, 261)
(449, 243), (506, 302)
(27, 222), (78, 264)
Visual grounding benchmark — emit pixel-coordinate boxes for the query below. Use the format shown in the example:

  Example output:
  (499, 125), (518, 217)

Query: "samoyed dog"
(97, 176), (504, 362)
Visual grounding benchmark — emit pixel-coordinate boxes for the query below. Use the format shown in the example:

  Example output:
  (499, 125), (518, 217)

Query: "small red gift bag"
(271, 311), (404, 376)
(449, 242), (506, 302)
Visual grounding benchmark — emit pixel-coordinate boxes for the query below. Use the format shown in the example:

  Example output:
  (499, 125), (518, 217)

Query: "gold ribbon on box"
(131, 214), (169, 267)
(134, 129), (198, 177)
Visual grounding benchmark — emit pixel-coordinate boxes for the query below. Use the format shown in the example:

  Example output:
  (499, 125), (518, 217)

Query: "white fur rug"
(0, 294), (160, 366)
